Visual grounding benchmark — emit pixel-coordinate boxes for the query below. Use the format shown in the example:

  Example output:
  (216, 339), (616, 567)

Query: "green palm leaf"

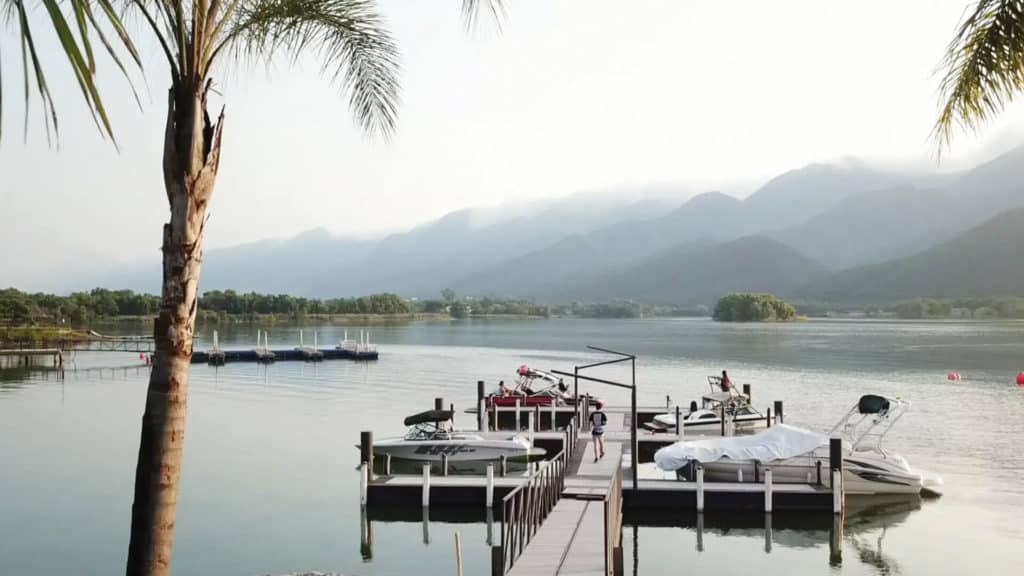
(935, 0), (1024, 151)
(1, 0), (140, 144)
(214, 0), (401, 137)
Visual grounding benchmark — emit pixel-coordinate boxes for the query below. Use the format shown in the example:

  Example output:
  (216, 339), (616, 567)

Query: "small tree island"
(713, 293), (798, 322)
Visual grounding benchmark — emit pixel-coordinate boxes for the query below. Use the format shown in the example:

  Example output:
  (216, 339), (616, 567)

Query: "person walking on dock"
(591, 400), (607, 462)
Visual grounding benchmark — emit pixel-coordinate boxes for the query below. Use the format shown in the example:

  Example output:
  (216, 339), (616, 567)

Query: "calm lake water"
(1, 318), (1023, 575)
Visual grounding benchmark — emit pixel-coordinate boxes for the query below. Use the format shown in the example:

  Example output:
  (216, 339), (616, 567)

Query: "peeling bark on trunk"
(126, 84), (223, 576)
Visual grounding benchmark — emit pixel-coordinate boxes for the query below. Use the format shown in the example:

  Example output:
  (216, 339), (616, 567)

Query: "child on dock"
(591, 400), (607, 462)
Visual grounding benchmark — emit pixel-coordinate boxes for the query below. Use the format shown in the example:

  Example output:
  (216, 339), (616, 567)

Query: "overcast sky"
(2, 0), (1024, 289)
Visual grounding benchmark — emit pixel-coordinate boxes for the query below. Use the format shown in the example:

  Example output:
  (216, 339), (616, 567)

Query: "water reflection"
(624, 494), (922, 574)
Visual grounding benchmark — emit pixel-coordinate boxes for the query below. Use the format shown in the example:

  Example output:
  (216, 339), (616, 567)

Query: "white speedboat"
(648, 377), (767, 433)
(654, 395), (943, 496)
(369, 409), (545, 463)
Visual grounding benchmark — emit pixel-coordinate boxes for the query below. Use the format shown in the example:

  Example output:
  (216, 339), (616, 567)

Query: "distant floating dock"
(192, 347), (377, 364)
(194, 329), (378, 364)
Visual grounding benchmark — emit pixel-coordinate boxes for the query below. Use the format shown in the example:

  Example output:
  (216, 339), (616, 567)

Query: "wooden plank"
(557, 501), (608, 575)
(507, 499), (588, 576)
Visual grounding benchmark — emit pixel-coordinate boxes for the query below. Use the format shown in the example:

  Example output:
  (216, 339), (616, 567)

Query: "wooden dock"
(361, 397), (841, 575)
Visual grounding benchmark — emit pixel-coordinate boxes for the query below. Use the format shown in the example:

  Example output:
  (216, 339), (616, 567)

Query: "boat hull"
(652, 412), (768, 433)
(680, 452), (926, 495)
(372, 438), (541, 463)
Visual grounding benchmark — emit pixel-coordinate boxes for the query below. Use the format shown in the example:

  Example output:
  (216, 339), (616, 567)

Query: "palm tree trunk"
(126, 85), (223, 576)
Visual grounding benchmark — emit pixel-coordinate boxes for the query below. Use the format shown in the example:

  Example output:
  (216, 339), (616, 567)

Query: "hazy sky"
(3, 0), (1024, 288)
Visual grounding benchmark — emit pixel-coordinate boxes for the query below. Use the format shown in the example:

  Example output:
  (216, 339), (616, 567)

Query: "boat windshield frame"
(828, 395), (909, 453)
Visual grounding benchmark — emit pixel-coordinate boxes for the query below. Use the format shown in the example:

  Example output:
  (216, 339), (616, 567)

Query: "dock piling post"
(767, 406), (772, 428)
(360, 431), (374, 479)
(764, 468), (773, 512)
(300, 329), (304, 347)
(743, 383), (751, 402)
(676, 405), (682, 439)
(441, 454), (449, 477)
(500, 455), (507, 477)
(665, 395), (670, 410)
(696, 513), (705, 552)
(830, 513), (843, 565)
(830, 438), (843, 514)
(515, 398), (521, 431)
(385, 454), (391, 476)
(314, 331), (318, 349)
(528, 411), (534, 447)
(720, 405), (726, 437)
(549, 402), (556, 431)
(696, 465), (705, 512)
(774, 400), (784, 424)
(486, 464), (494, 508)
(491, 403), (497, 431)
(477, 381), (486, 431)
(359, 462), (368, 506)
(435, 397), (444, 411)
(491, 546), (503, 576)
(422, 463), (431, 507)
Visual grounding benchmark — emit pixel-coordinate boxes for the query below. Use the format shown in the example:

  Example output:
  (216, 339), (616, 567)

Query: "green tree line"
(0, 288), (411, 326)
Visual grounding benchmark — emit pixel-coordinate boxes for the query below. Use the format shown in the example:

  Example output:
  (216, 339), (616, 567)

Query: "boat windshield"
(404, 423), (451, 441)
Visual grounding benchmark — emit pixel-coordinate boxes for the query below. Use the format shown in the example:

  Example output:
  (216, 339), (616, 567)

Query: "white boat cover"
(654, 424), (828, 471)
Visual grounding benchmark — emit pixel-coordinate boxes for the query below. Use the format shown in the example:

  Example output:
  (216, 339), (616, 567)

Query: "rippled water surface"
(1, 318), (1022, 575)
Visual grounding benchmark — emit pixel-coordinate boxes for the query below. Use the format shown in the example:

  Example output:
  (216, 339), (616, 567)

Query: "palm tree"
(1, 0), (137, 143)
(935, 0), (1024, 149)
(5, 3), (499, 574)
(118, 2), (400, 574)
(111, 2), (499, 575)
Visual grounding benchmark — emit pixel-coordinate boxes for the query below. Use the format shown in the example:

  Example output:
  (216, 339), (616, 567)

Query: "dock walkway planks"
(508, 439), (622, 575)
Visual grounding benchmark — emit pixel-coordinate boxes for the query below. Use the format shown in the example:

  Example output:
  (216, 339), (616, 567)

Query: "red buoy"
(947, 373), (960, 381)
(1017, 372), (1024, 386)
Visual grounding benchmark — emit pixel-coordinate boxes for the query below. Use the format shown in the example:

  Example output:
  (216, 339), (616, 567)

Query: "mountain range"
(92, 145), (1024, 307)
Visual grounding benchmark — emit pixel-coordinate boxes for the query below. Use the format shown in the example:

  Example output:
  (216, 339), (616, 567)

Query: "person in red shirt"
(720, 370), (732, 392)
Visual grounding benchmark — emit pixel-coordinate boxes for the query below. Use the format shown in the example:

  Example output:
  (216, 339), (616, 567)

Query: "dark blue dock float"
(192, 348), (378, 364)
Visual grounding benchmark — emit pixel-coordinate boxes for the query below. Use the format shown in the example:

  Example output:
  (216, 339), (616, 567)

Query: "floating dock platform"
(192, 347), (377, 364)
(360, 396), (841, 576)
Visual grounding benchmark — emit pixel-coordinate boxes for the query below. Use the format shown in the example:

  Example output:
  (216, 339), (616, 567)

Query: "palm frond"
(461, 0), (505, 32)
(216, 0), (400, 137)
(935, 0), (1024, 152)
(0, 0), (141, 144)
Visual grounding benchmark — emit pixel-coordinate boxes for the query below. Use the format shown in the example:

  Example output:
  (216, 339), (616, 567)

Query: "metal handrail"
(499, 447), (567, 573)
(603, 464), (623, 575)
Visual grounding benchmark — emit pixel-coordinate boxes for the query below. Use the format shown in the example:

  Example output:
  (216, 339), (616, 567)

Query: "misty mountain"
(742, 161), (899, 230)
(798, 207), (1024, 304)
(88, 146), (1024, 305)
(773, 145), (1024, 270)
(546, 236), (829, 306)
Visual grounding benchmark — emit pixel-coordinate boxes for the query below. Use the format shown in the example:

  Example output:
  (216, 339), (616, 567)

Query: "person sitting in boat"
(719, 370), (733, 392)
(498, 380), (511, 397)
